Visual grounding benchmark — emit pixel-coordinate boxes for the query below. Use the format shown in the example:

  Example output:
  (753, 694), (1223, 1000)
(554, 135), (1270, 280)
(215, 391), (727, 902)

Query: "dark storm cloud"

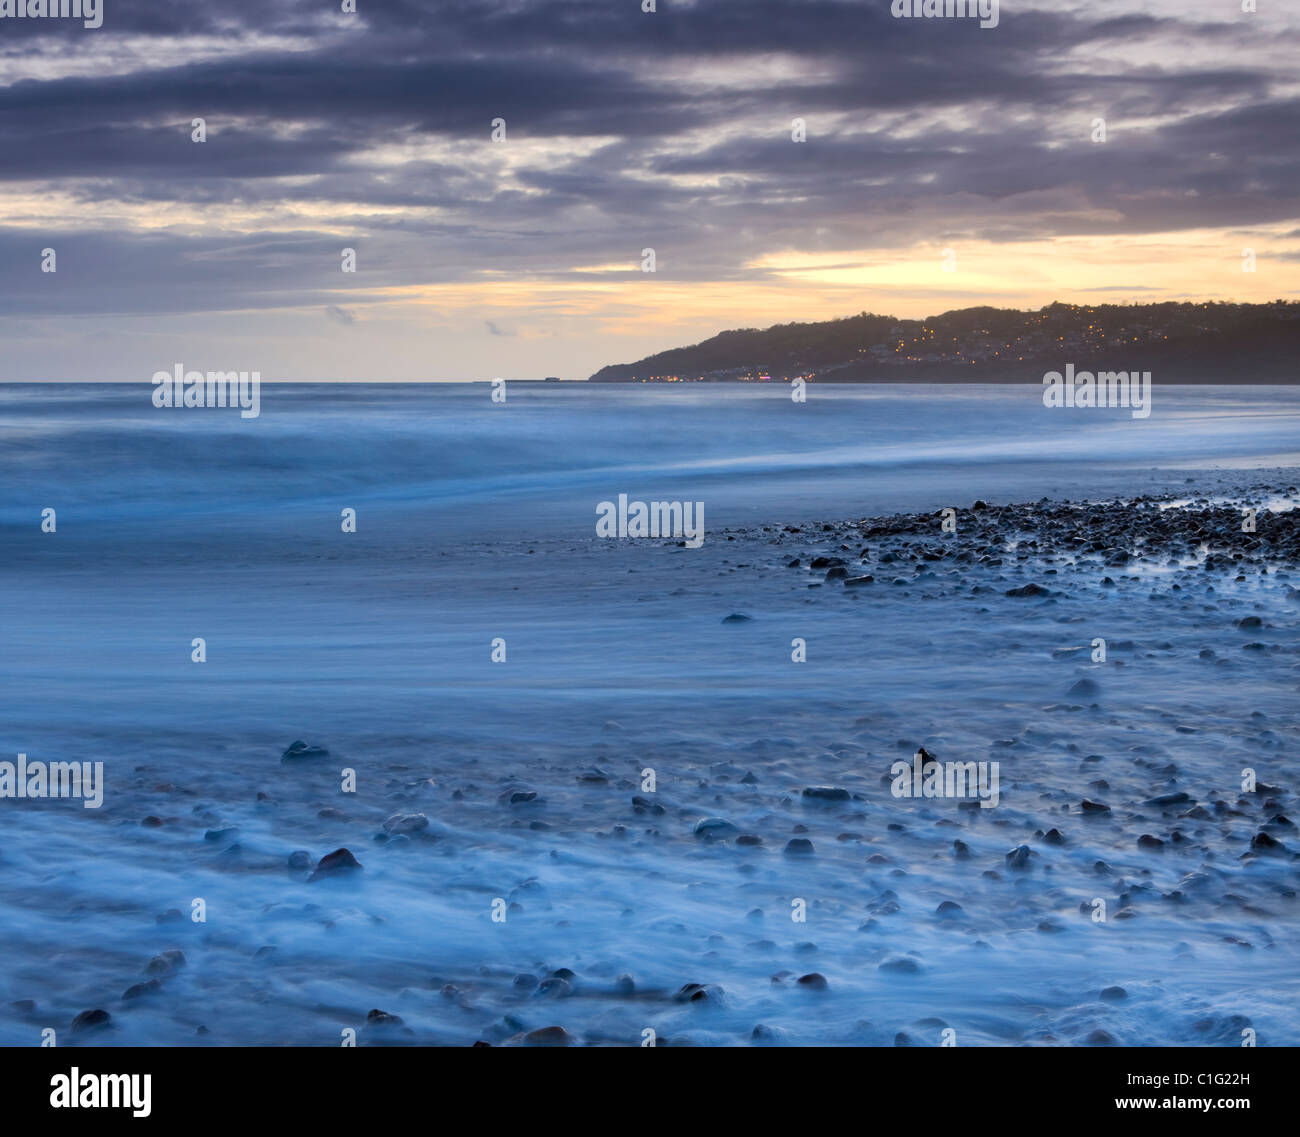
(0, 0), (1295, 316)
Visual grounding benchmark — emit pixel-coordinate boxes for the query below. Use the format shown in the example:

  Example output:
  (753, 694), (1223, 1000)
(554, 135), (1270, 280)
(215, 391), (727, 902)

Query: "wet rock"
(1086, 1029), (1117, 1045)
(1005, 582), (1050, 598)
(783, 838), (815, 855)
(145, 949), (186, 976)
(721, 613), (752, 624)
(878, 955), (921, 974)
(694, 816), (738, 839)
(382, 812), (429, 836)
(1081, 799), (1111, 814)
(281, 740), (330, 762)
(1100, 986), (1127, 1002)
(801, 786), (850, 802)
(70, 1009), (112, 1034)
(1137, 834), (1165, 849)
(366, 1009), (404, 1025)
(1005, 845), (1034, 870)
(631, 795), (665, 815)
(308, 847), (363, 881)
(796, 973), (828, 990)
(674, 982), (724, 1005)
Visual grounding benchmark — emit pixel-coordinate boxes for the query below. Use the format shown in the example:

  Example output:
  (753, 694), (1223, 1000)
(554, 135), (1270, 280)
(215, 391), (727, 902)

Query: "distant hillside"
(588, 301), (1300, 383)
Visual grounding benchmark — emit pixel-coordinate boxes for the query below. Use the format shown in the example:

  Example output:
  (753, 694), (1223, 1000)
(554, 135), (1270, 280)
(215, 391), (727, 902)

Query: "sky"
(1, 0), (1297, 380)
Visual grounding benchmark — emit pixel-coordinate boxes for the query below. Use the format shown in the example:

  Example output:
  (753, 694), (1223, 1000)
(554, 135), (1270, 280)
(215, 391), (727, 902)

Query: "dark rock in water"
(1145, 792), (1192, 807)
(802, 785), (850, 802)
(366, 1009), (404, 1025)
(952, 839), (971, 859)
(577, 768), (609, 784)
(675, 982), (724, 1005)
(1081, 799), (1111, 813)
(507, 791), (537, 805)
(1069, 677), (1100, 697)
(1251, 831), (1282, 851)
(879, 956), (921, 975)
(287, 850), (312, 872)
(721, 613), (752, 624)
(894, 1032), (915, 1047)
(736, 833), (763, 846)
(523, 1026), (573, 1046)
(281, 740), (330, 762)
(786, 558), (801, 568)
(141, 816), (163, 828)
(1236, 615), (1263, 629)
(1191, 1013), (1253, 1045)
(783, 838), (815, 856)
(123, 980), (162, 1000)
(797, 972), (828, 990)
(535, 977), (573, 999)
(972, 500), (989, 510)
(613, 974), (636, 996)
(1100, 986), (1127, 1002)
(145, 949), (186, 976)
(1005, 582), (1049, 598)
(1042, 828), (1065, 845)
(1137, 834), (1165, 849)
(694, 816), (738, 839)
(844, 575), (875, 586)
(472, 1040), (491, 1047)
(810, 556), (846, 569)
(632, 795), (665, 815)
(71, 1009), (111, 1034)
(204, 826), (238, 843)
(825, 566), (849, 580)
(308, 847), (363, 881)
(936, 900), (964, 918)
(382, 812), (429, 836)
(1005, 845), (1034, 870)
(1086, 1029), (1117, 1045)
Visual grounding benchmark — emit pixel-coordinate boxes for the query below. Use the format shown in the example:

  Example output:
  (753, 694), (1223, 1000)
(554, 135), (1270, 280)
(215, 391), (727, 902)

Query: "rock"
(382, 812), (429, 836)
(141, 816), (163, 828)
(936, 900), (964, 918)
(535, 977), (573, 999)
(1137, 834), (1164, 849)
(1005, 845), (1034, 870)
(736, 834), (763, 846)
(674, 982), (724, 1005)
(281, 740), (330, 762)
(632, 795), (665, 815)
(801, 786), (851, 802)
(287, 850), (312, 871)
(204, 826), (238, 843)
(123, 980), (162, 1000)
(70, 1009), (111, 1034)
(1005, 582), (1049, 598)
(783, 838), (815, 855)
(366, 1009), (404, 1025)
(844, 575), (875, 586)
(1100, 986), (1127, 1001)
(1069, 677), (1100, 697)
(796, 973), (828, 990)
(692, 817), (741, 843)
(1081, 799), (1111, 813)
(1086, 1029), (1117, 1045)
(1144, 792), (1192, 806)
(721, 613), (752, 624)
(308, 847), (363, 881)
(879, 956), (921, 974)
(145, 949), (186, 976)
